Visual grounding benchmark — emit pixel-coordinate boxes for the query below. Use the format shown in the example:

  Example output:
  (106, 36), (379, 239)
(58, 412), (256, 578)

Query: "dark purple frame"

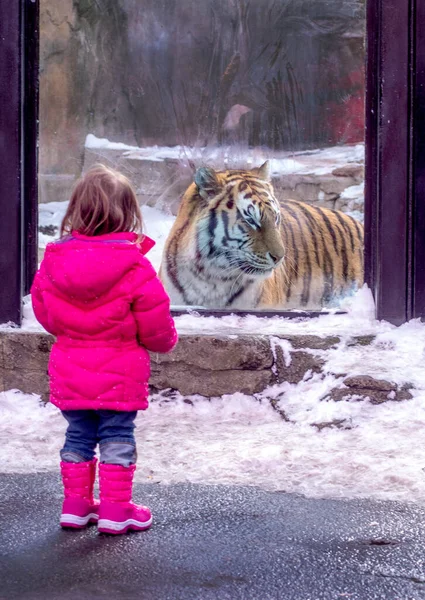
(0, 0), (38, 324)
(0, 0), (423, 325)
(365, 0), (419, 325)
(413, 0), (425, 318)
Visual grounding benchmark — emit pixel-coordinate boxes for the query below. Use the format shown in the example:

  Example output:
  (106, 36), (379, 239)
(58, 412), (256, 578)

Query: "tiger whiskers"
(228, 270), (247, 299)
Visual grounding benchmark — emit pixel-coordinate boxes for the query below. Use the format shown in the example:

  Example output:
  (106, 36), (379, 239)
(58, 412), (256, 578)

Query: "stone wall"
(0, 331), (325, 400)
(1, 331), (409, 404)
(74, 145), (364, 217)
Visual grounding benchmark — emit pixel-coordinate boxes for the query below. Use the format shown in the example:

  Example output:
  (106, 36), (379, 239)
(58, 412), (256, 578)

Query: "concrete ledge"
(0, 331), (348, 399)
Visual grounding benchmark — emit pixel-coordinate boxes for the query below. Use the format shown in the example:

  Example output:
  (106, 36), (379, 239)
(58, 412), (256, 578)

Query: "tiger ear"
(194, 167), (221, 201)
(252, 160), (271, 182)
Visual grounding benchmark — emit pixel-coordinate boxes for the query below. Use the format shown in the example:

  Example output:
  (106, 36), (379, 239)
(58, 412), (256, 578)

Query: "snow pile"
(325, 319), (425, 389)
(3, 286), (425, 503)
(85, 134), (364, 177)
(0, 392), (64, 466)
(2, 377), (425, 503)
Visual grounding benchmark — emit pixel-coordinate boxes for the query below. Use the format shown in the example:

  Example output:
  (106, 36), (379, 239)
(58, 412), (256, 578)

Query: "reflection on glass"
(39, 0), (365, 311)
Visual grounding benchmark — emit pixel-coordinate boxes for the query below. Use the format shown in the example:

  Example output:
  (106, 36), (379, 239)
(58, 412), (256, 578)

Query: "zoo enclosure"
(0, 0), (424, 325)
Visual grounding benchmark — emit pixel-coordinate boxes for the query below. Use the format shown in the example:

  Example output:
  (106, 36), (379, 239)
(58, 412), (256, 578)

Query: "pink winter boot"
(60, 459), (100, 529)
(98, 463), (152, 534)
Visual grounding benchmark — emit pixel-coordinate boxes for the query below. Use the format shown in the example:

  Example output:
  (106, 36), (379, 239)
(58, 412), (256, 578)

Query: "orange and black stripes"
(276, 200), (363, 306)
(161, 197), (199, 303)
(160, 165), (364, 310)
(282, 202), (313, 306)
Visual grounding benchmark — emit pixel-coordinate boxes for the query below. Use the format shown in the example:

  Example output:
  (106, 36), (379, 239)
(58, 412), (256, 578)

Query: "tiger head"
(193, 161), (285, 279)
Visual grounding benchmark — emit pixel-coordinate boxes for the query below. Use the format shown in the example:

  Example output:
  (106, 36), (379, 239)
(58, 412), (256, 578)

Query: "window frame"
(0, 0), (421, 326)
(0, 0), (38, 325)
(364, 0), (418, 325)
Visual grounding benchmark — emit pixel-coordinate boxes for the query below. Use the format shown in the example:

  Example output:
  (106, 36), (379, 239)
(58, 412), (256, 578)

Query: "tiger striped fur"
(159, 161), (364, 310)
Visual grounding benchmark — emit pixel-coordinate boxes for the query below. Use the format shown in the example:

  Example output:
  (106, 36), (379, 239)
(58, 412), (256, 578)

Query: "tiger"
(159, 161), (364, 310)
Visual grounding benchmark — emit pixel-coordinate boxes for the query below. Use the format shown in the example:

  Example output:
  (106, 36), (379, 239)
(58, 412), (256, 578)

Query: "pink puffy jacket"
(31, 231), (178, 411)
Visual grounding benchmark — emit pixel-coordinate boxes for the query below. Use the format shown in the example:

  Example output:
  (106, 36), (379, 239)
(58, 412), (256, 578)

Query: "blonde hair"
(60, 164), (143, 237)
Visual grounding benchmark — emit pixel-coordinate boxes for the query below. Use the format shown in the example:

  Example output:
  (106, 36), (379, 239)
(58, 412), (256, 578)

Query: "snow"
(142, 206), (175, 272)
(16, 284), (393, 340)
(340, 182), (365, 224)
(3, 284), (425, 504)
(269, 158), (307, 174)
(341, 182), (364, 200)
(172, 286), (393, 337)
(38, 201), (175, 273)
(325, 319), (425, 389)
(85, 134), (140, 152)
(2, 348), (425, 503)
(345, 210), (364, 224)
(38, 232), (54, 250)
(15, 284), (393, 339)
(85, 134), (194, 161)
(38, 200), (68, 234)
(270, 337), (292, 374)
(85, 134), (364, 177)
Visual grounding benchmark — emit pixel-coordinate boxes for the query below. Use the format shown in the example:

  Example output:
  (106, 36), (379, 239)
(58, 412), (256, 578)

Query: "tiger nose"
(268, 252), (283, 265)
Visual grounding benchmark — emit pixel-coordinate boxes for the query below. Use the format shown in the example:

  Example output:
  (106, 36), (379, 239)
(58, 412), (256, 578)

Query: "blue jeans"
(61, 410), (138, 467)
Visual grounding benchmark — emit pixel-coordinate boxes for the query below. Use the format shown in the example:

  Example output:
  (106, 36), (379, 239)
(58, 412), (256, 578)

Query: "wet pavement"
(1, 473), (425, 599)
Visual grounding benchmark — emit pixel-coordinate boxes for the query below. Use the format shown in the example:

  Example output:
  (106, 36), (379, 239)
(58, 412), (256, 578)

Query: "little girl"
(31, 164), (178, 535)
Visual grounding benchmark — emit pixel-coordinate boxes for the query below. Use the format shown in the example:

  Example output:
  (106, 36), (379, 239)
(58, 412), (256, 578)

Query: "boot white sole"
(60, 513), (99, 528)
(98, 516), (153, 534)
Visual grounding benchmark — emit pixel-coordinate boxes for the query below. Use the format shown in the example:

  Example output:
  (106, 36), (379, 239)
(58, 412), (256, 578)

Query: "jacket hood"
(42, 232), (155, 303)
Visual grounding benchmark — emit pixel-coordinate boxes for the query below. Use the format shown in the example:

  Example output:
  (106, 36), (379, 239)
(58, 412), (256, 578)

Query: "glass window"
(39, 0), (365, 312)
